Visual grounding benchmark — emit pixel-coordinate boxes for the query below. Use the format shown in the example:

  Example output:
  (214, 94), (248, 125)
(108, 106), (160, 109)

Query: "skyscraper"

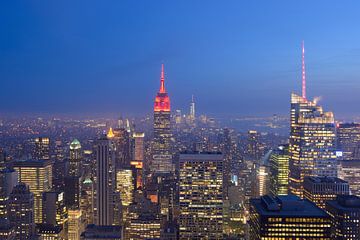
(337, 123), (360, 160)
(289, 93), (337, 197)
(178, 152), (223, 239)
(152, 64), (173, 173)
(42, 191), (67, 226)
(8, 183), (35, 239)
(33, 137), (50, 160)
(69, 139), (82, 177)
(13, 159), (52, 223)
(189, 94), (195, 122)
(67, 208), (83, 240)
(131, 132), (144, 189)
(94, 135), (116, 226)
(289, 43), (337, 198)
(269, 144), (289, 196)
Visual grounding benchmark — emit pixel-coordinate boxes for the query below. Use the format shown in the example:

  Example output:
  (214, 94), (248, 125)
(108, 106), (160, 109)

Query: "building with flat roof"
(326, 195), (360, 240)
(80, 224), (122, 240)
(249, 194), (331, 239)
(338, 159), (360, 196)
(303, 176), (349, 209)
(13, 159), (52, 224)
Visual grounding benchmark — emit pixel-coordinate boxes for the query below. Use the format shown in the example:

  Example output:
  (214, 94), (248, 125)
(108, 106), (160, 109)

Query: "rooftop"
(251, 194), (328, 217)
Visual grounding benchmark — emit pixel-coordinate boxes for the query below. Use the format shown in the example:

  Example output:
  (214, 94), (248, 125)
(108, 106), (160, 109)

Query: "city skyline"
(1, 1), (360, 117)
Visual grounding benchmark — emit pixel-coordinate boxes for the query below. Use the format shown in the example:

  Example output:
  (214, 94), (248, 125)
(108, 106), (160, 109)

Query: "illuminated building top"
(70, 139), (81, 150)
(154, 64), (170, 112)
(107, 127), (115, 138)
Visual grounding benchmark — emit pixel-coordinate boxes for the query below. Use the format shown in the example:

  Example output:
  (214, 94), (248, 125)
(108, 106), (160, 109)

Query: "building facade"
(269, 144), (289, 196)
(303, 176), (349, 209)
(289, 93), (337, 198)
(13, 159), (52, 223)
(178, 152), (223, 239)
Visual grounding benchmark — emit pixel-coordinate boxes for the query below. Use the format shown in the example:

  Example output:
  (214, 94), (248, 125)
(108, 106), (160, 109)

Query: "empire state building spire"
(160, 63), (165, 93)
(154, 64), (170, 112)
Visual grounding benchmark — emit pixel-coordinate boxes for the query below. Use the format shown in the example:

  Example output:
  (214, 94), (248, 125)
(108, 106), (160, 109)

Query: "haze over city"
(1, 1), (360, 117)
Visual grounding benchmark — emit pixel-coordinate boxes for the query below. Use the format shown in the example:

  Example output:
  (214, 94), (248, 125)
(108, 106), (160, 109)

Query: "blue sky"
(1, 1), (360, 117)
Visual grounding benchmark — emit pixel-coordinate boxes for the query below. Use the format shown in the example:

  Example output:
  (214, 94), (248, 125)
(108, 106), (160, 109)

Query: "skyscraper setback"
(152, 64), (173, 173)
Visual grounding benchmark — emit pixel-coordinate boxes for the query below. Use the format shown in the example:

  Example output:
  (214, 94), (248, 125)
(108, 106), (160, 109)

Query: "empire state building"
(151, 64), (173, 173)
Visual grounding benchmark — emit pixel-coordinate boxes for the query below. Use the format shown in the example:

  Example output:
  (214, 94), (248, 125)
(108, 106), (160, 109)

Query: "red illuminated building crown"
(154, 64), (170, 112)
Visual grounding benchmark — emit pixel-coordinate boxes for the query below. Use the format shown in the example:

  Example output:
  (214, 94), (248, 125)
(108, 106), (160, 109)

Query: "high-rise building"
(338, 160), (360, 196)
(152, 64), (173, 173)
(269, 144), (289, 196)
(0, 168), (18, 219)
(54, 140), (64, 161)
(116, 168), (134, 207)
(249, 194), (331, 239)
(125, 195), (161, 240)
(42, 191), (67, 226)
(337, 123), (360, 160)
(34, 137), (50, 160)
(326, 195), (360, 240)
(68, 208), (83, 240)
(131, 132), (144, 189)
(109, 127), (131, 168)
(246, 130), (263, 162)
(13, 159), (52, 223)
(254, 165), (270, 197)
(189, 94), (195, 122)
(289, 93), (337, 198)
(303, 176), (349, 209)
(69, 139), (82, 177)
(8, 183), (35, 239)
(289, 43), (337, 198)
(178, 152), (223, 239)
(94, 135), (116, 226)
(64, 176), (81, 208)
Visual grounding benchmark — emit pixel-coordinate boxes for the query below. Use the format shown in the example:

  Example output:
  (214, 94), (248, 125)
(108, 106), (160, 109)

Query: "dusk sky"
(1, 1), (360, 117)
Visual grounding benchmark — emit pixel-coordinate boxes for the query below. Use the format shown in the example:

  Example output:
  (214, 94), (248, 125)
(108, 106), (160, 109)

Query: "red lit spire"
(302, 40), (306, 99)
(160, 63), (165, 93)
(154, 64), (170, 112)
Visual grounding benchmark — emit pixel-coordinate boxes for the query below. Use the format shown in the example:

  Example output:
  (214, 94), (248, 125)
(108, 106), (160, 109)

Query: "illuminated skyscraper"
(337, 123), (360, 160)
(8, 183), (35, 239)
(33, 137), (50, 160)
(189, 94), (195, 121)
(94, 135), (116, 226)
(246, 130), (263, 162)
(249, 195), (331, 239)
(289, 93), (337, 197)
(67, 208), (83, 240)
(109, 127), (132, 168)
(289, 43), (337, 198)
(152, 64), (173, 173)
(13, 159), (52, 223)
(69, 139), (82, 177)
(178, 152), (223, 239)
(116, 168), (134, 207)
(303, 176), (349, 209)
(131, 132), (144, 189)
(269, 144), (289, 196)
